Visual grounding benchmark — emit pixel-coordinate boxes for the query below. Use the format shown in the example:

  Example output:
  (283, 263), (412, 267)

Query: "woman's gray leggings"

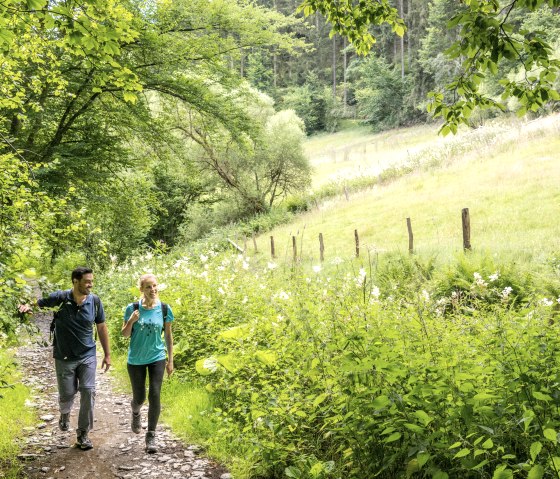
(127, 359), (166, 432)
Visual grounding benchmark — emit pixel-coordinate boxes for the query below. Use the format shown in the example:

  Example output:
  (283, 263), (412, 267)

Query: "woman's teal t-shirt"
(124, 300), (174, 366)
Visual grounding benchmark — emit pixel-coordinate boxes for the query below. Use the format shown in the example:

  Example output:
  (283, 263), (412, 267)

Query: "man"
(18, 266), (111, 450)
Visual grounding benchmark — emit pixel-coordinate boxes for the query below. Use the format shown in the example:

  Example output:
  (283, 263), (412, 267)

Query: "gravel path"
(14, 312), (230, 479)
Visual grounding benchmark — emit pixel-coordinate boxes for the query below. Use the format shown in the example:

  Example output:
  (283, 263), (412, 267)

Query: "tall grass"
(0, 350), (33, 478)
(263, 114), (560, 270)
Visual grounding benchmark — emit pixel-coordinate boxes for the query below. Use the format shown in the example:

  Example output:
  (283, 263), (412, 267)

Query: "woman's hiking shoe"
(131, 412), (142, 434)
(75, 432), (93, 450)
(58, 413), (70, 431)
(145, 431), (157, 453)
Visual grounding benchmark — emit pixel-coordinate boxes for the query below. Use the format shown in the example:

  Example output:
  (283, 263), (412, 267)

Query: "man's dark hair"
(71, 267), (93, 282)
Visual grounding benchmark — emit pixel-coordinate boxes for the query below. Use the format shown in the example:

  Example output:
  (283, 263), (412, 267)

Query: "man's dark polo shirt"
(38, 290), (105, 361)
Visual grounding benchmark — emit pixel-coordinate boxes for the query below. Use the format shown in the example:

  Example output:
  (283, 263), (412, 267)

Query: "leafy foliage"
(98, 247), (560, 478)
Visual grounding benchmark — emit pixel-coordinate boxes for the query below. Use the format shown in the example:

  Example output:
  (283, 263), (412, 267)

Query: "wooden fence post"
(354, 229), (359, 257)
(292, 236), (297, 263)
(319, 233), (325, 262)
(406, 217), (414, 254)
(270, 236), (276, 259)
(344, 186), (349, 201)
(462, 208), (471, 251)
(252, 233), (258, 253)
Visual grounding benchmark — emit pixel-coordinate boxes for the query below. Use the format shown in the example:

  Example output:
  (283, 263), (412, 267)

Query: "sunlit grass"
(305, 123), (441, 188)
(161, 380), (255, 479)
(262, 115), (560, 269)
(0, 350), (34, 479)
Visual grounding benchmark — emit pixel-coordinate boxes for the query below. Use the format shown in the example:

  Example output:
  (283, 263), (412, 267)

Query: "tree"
(350, 55), (413, 130)
(0, 0), (308, 260)
(170, 87), (310, 214)
(299, 0), (560, 133)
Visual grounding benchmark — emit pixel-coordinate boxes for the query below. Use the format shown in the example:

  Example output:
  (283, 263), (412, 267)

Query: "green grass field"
(260, 114), (560, 268)
(0, 350), (34, 478)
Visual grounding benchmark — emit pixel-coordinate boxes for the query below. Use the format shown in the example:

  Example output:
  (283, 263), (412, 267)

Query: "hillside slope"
(261, 115), (560, 265)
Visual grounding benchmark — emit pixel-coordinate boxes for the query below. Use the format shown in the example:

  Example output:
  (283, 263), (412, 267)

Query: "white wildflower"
(489, 272), (499, 282)
(278, 291), (290, 300)
(473, 272), (487, 287)
(200, 254), (208, 263)
(540, 298), (553, 307)
(421, 290), (430, 302)
(331, 256), (343, 265)
(242, 296), (248, 304)
(355, 268), (367, 287)
(203, 357), (218, 372)
(175, 298), (182, 305)
(501, 286), (513, 299)
(158, 283), (167, 291)
(218, 287), (225, 295)
(242, 261), (249, 270)
(313, 265), (322, 273)
(267, 262), (278, 270)
(371, 286), (380, 299)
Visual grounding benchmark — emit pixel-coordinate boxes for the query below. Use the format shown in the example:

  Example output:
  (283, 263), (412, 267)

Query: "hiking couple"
(18, 267), (174, 454)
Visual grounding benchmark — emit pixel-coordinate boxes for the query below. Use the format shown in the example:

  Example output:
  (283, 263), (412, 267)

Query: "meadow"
(95, 114), (560, 479)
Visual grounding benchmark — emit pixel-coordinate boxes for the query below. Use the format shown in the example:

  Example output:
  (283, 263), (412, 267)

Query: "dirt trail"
(14, 311), (229, 479)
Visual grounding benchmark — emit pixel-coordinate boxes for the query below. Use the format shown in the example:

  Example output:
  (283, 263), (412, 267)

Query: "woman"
(122, 273), (174, 453)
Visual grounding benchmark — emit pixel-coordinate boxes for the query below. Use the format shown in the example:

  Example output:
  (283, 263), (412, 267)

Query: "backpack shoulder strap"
(133, 301), (139, 311)
(92, 294), (101, 318)
(162, 302), (168, 320)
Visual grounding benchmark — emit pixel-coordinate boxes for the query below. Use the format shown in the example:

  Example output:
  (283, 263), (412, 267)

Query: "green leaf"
(482, 438), (494, 449)
(449, 442), (463, 449)
(0, 28), (15, 45)
(404, 423), (424, 433)
(528, 465), (544, 479)
(372, 395), (390, 410)
(414, 410), (433, 426)
(383, 432), (401, 443)
(530, 442), (542, 462)
(313, 393), (329, 407)
(492, 467), (513, 479)
(27, 0), (46, 9)
(454, 448), (470, 459)
(543, 428), (557, 442)
(255, 350), (276, 366)
(472, 459), (489, 470)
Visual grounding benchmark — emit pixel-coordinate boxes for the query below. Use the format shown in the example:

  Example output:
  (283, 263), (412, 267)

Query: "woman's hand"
(129, 309), (140, 324)
(166, 359), (174, 378)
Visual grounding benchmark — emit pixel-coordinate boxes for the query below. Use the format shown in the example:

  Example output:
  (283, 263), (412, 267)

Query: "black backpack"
(132, 301), (169, 334)
(49, 293), (101, 341)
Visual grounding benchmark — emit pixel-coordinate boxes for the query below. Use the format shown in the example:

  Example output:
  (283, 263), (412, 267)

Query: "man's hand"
(100, 355), (111, 372)
(18, 304), (32, 314)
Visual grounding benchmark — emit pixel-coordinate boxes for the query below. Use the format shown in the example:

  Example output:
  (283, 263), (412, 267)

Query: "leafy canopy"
(299, 0), (560, 132)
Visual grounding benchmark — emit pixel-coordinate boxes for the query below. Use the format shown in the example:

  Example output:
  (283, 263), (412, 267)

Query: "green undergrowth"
(0, 349), (34, 479)
(96, 246), (560, 479)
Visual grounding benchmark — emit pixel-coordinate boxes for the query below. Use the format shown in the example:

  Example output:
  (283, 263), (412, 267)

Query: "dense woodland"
(1, 0), (560, 326)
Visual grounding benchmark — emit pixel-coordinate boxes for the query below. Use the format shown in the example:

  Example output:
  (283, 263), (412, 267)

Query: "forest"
(1, 0), (560, 477)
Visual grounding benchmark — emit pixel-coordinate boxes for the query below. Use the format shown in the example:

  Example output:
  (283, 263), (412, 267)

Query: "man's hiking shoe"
(75, 432), (93, 450)
(145, 431), (157, 453)
(58, 413), (70, 431)
(131, 412), (141, 434)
